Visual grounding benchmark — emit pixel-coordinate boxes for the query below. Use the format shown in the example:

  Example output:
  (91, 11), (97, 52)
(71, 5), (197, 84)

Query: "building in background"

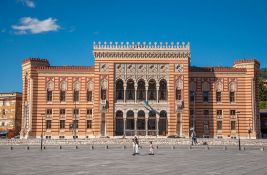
(20, 41), (261, 139)
(0, 92), (22, 137)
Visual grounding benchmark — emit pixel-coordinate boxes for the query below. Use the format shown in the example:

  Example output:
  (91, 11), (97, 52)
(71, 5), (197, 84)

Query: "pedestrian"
(132, 138), (136, 155)
(149, 141), (154, 155)
(134, 136), (139, 154)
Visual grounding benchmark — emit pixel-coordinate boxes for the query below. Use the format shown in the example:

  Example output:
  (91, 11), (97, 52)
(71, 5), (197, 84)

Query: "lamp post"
(41, 113), (44, 150)
(236, 111), (241, 151)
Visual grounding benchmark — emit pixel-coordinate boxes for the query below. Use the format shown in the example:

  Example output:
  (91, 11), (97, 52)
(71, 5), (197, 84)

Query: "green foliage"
(260, 101), (267, 109)
(259, 78), (267, 101)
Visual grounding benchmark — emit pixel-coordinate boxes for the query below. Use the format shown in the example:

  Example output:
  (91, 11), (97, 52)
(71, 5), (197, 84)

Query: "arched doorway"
(148, 110), (156, 136)
(115, 110), (123, 136)
(126, 110), (134, 136)
(159, 110), (167, 136)
(137, 110), (145, 136)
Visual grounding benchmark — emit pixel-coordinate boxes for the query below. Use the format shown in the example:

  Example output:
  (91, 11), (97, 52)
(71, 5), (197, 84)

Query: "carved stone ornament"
(189, 81), (196, 91)
(73, 81), (80, 91)
(100, 63), (108, 72)
(229, 82), (236, 92)
(47, 81), (54, 91)
(175, 64), (184, 72)
(101, 79), (108, 90)
(87, 81), (94, 91)
(176, 79), (183, 90)
(216, 82), (223, 92)
(60, 81), (67, 91)
(202, 82), (210, 91)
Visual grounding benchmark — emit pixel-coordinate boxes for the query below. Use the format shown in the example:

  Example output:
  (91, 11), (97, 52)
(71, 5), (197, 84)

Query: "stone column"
(145, 117), (148, 136)
(156, 85), (159, 102)
(123, 112), (126, 137)
(134, 112), (137, 136)
(135, 85), (137, 103)
(156, 115), (159, 137)
(145, 85), (148, 101)
(123, 85), (126, 103)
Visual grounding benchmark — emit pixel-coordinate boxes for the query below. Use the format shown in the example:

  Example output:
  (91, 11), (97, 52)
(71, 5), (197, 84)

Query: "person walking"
(149, 141), (154, 155)
(132, 138), (136, 155)
(134, 136), (139, 154)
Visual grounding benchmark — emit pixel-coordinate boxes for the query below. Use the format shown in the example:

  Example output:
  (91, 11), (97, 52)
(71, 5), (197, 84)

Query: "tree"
(259, 78), (267, 101)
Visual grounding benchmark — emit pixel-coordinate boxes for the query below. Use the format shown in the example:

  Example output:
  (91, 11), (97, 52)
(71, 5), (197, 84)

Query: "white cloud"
(12, 17), (60, 34)
(19, 0), (35, 8)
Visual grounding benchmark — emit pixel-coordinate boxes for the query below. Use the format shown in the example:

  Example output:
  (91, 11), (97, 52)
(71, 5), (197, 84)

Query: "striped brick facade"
(20, 42), (260, 139)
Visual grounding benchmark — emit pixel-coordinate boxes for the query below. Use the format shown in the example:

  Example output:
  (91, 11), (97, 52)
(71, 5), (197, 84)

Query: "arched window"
(116, 79), (124, 101)
(87, 81), (93, 102)
(148, 79), (156, 100)
(126, 110), (134, 130)
(189, 81), (196, 102)
(60, 81), (66, 102)
(137, 79), (145, 101)
(73, 81), (80, 102)
(126, 79), (135, 100)
(176, 78), (183, 100)
(47, 81), (54, 102)
(229, 82), (236, 103)
(159, 110), (167, 136)
(216, 82), (223, 103)
(100, 79), (108, 100)
(137, 110), (145, 130)
(148, 110), (156, 130)
(202, 82), (210, 103)
(159, 79), (167, 100)
(115, 110), (123, 136)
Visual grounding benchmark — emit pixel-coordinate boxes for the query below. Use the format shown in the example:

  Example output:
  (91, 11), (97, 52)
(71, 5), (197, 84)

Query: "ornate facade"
(0, 92), (22, 135)
(20, 41), (261, 139)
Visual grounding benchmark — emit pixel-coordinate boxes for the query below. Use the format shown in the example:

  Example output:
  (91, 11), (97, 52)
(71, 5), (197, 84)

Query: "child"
(149, 141), (154, 155)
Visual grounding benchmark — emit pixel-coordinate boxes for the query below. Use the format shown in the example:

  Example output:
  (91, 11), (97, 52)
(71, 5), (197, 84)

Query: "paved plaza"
(0, 145), (267, 175)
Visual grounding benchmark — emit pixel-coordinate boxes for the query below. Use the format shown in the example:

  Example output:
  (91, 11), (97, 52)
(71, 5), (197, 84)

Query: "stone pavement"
(0, 145), (267, 175)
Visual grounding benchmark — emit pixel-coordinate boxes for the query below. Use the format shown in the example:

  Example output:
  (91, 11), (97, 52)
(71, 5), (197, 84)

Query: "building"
(0, 92), (22, 136)
(20, 42), (261, 139)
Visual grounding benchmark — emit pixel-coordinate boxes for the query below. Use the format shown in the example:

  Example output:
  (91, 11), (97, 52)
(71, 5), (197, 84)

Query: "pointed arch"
(159, 79), (167, 100)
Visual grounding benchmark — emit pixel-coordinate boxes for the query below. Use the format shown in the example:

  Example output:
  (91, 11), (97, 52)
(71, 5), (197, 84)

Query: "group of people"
(132, 136), (154, 155)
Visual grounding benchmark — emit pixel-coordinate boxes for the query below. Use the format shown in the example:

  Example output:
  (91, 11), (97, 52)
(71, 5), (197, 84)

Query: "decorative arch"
(115, 110), (123, 136)
(60, 81), (67, 91)
(148, 79), (156, 100)
(229, 82), (236, 92)
(159, 110), (167, 136)
(126, 79), (135, 100)
(202, 82), (210, 92)
(215, 82), (223, 92)
(46, 81), (54, 102)
(73, 81), (80, 102)
(116, 79), (124, 101)
(137, 110), (145, 131)
(159, 79), (167, 100)
(126, 110), (134, 131)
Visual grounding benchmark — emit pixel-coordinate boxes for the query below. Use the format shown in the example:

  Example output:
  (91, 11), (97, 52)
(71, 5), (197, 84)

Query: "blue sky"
(0, 0), (266, 92)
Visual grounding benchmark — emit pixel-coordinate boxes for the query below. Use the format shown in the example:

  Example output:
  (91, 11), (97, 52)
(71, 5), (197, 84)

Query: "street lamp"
(236, 111), (241, 151)
(40, 113), (44, 150)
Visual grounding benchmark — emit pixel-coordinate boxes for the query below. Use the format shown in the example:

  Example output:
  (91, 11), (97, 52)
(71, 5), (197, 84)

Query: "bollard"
(156, 145), (159, 149)
(59, 145), (62, 149)
(260, 147), (264, 151)
(43, 146), (46, 150)
(75, 145), (78, 149)
(106, 145), (109, 149)
(27, 146), (29, 150)
(205, 146), (209, 150)
(10, 146), (13, 150)
(223, 146), (227, 151)
(91, 145), (94, 150)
